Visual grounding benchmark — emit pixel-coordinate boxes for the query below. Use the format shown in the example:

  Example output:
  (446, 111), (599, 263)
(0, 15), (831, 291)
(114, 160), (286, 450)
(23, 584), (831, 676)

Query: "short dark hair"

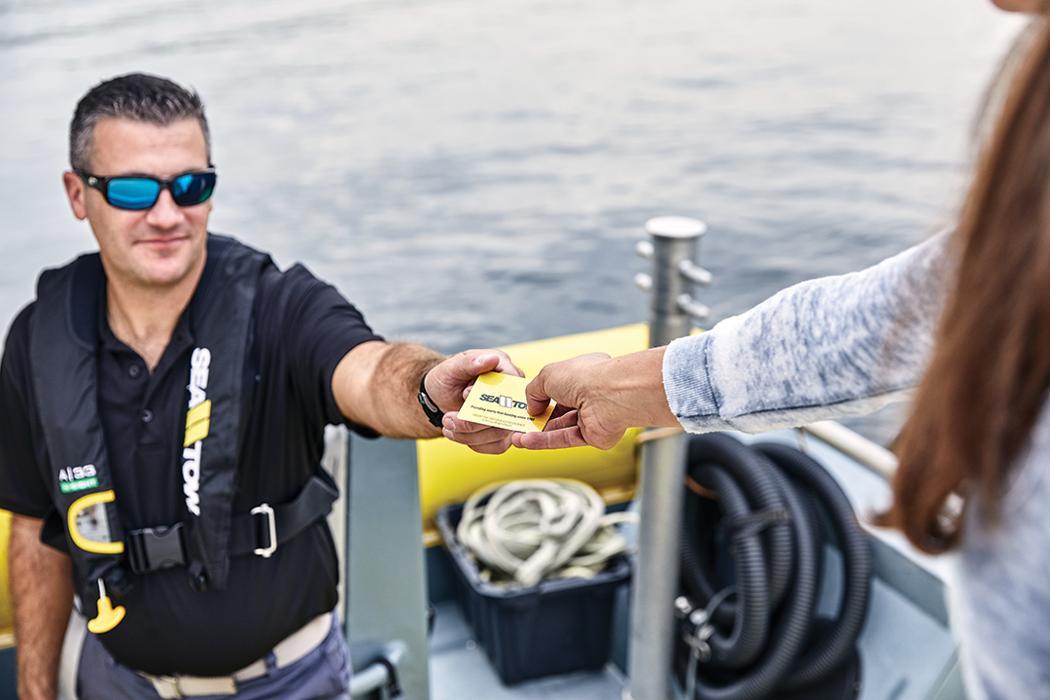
(69, 73), (211, 172)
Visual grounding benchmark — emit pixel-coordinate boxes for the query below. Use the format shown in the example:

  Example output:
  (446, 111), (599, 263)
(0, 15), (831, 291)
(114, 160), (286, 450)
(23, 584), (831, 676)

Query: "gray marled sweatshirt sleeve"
(662, 233), (951, 433)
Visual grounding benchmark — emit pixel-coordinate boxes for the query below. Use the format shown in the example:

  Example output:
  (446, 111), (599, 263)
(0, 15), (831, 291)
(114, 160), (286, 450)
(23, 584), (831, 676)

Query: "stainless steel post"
(346, 436), (431, 699)
(626, 216), (710, 700)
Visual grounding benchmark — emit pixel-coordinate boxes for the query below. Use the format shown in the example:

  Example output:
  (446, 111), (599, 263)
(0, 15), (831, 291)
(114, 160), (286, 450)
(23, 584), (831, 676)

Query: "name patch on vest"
(58, 464), (99, 493)
(183, 347), (211, 516)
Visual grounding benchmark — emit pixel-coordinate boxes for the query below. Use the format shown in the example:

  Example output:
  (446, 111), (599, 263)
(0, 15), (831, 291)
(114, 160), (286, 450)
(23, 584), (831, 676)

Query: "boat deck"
(423, 430), (964, 700)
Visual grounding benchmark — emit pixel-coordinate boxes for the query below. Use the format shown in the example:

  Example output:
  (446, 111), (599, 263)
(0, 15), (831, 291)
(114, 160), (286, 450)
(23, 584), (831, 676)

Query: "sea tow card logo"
(479, 393), (528, 411)
(182, 347), (212, 516)
(457, 372), (553, 433)
(58, 464), (98, 494)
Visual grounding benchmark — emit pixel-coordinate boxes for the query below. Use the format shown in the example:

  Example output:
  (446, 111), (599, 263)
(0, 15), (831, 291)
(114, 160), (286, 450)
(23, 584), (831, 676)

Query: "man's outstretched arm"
(9, 514), (72, 700)
(332, 340), (521, 453)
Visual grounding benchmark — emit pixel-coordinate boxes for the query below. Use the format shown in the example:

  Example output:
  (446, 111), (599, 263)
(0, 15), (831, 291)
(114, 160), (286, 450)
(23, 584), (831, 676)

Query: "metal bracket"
(251, 503), (278, 558)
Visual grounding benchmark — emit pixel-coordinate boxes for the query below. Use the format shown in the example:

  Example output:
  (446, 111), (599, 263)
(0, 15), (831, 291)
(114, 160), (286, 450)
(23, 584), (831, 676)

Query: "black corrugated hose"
(674, 433), (873, 699)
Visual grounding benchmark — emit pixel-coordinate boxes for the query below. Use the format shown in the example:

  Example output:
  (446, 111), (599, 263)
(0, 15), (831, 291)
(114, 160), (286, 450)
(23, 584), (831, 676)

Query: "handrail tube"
(626, 217), (708, 700)
(799, 421), (897, 481)
(350, 641), (406, 698)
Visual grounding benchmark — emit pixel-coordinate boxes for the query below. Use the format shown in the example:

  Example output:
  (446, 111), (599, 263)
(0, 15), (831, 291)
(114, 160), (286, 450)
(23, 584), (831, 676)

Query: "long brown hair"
(886, 16), (1050, 554)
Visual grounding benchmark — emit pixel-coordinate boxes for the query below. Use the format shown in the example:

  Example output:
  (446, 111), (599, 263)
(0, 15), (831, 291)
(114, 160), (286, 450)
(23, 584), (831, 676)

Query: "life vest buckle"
(126, 523), (188, 575)
(251, 503), (278, 558)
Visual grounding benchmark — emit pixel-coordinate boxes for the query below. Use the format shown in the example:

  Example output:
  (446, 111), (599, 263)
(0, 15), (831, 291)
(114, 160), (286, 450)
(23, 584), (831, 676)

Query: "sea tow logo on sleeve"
(182, 347), (212, 516)
(58, 464), (98, 493)
(479, 394), (528, 411)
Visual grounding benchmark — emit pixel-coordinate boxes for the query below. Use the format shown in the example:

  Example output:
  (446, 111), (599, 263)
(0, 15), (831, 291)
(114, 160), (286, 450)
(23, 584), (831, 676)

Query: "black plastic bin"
(436, 503), (632, 685)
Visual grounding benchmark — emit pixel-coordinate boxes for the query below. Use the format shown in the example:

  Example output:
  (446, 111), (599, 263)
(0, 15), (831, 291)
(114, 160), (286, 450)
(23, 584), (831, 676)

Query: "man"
(0, 73), (512, 700)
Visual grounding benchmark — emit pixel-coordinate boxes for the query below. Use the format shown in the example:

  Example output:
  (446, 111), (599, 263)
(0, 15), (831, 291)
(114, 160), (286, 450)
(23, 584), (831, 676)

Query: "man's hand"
(509, 353), (627, 450)
(510, 347), (679, 451)
(428, 349), (523, 455)
(334, 342), (521, 449)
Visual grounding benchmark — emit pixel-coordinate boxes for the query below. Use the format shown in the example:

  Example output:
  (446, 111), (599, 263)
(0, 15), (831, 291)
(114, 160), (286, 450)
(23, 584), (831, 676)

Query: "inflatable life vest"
(28, 235), (337, 634)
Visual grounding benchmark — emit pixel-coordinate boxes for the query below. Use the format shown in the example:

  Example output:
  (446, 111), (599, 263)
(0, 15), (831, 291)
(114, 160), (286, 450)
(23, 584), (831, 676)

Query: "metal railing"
(326, 428), (423, 699)
(625, 218), (908, 700)
(799, 421), (898, 480)
(626, 216), (711, 700)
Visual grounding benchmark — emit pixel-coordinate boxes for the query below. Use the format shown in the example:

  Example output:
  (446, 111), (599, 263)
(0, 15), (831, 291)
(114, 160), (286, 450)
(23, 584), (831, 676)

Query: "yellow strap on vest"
(67, 490), (124, 555)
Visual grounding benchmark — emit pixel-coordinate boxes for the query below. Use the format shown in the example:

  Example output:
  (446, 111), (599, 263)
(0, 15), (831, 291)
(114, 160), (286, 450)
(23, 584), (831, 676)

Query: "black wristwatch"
(417, 372), (445, 427)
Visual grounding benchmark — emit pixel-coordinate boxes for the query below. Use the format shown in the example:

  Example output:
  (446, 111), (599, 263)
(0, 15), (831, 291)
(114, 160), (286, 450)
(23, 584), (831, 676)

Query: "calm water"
(0, 0), (1025, 440)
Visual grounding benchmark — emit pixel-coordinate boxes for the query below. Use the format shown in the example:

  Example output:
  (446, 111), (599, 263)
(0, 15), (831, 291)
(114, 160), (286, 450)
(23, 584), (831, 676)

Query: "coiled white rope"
(455, 479), (637, 588)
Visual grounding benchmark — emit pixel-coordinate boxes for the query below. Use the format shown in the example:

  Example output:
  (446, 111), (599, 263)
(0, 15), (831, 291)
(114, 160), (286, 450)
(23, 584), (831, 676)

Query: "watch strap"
(418, 372), (445, 428)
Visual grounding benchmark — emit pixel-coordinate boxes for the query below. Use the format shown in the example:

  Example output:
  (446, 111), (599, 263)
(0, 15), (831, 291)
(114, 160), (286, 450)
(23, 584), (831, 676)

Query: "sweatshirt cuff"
(662, 333), (720, 424)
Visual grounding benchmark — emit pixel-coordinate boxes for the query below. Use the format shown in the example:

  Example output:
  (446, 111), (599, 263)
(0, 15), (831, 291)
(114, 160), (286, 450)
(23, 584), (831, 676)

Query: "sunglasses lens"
(106, 178), (161, 210)
(171, 172), (216, 206)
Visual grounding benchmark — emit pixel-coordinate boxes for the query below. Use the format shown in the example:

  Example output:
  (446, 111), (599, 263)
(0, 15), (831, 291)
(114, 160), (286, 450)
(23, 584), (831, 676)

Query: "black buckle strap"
(230, 474), (340, 558)
(125, 475), (339, 575)
(127, 523), (188, 575)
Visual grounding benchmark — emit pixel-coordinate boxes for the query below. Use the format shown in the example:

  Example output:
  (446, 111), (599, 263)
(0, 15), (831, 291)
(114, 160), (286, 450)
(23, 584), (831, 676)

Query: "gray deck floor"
(429, 601), (625, 699)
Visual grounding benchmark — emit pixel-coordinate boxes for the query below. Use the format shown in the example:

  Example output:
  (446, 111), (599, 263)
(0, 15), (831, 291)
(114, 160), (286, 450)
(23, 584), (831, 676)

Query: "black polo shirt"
(0, 237), (382, 676)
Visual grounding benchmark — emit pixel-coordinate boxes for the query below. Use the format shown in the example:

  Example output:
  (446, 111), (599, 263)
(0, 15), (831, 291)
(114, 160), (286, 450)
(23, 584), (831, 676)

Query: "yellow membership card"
(457, 372), (554, 433)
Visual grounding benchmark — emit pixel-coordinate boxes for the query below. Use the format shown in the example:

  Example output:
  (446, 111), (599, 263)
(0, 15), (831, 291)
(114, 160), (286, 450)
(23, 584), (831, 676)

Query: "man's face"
(63, 117), (212, 289)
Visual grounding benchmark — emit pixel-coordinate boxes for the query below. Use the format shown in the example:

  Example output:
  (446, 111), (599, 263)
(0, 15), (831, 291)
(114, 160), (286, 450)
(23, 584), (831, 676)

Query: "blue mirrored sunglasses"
(77, 169), (217, 211)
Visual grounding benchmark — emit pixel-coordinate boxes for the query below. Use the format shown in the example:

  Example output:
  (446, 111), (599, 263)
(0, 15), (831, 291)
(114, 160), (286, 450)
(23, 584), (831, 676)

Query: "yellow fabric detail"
(67, 491), (124, 555)
(184, 399), (212, 447)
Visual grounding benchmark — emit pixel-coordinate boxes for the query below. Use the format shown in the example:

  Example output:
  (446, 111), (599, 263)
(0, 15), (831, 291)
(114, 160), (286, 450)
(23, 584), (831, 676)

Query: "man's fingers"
(443, 412), (499, 435)
(443, 425), (512, 454)
(513, 426), (587, 450)
(548, 404), (573, 421)
(524, 369), (554, 417)
(438, 350), (523, 386)
(433, 351), (498, 386)
(467, 438), (513, 455)
(489, 351), (524, 378)
(442, 414), (514, 448)
(443, 425), (511, 446)
(457, 353), (519, 402)
(464, 350), (522, 378)
(543, 409), (579, 433)
(466, 353), (501, 378)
